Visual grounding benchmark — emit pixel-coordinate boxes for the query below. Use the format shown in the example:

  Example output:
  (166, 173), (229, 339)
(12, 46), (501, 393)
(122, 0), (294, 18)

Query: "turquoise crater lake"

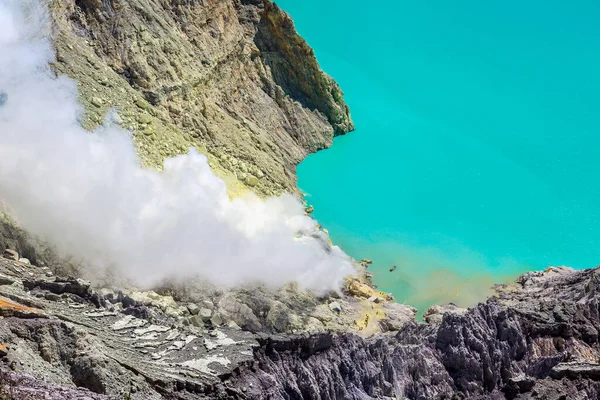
(277, 0), (600, 311)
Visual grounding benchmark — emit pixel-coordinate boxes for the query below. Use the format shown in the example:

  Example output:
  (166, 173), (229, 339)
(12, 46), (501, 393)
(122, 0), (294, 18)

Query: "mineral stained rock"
(1, 254), (600, 399)
(229, 267), (600, 400)
(1, 0), (356, 276)
(49, 0), (354, 196)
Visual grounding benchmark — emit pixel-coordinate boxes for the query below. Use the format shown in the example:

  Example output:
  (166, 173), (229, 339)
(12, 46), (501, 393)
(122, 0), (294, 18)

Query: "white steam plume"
(0, 0), (355, 293)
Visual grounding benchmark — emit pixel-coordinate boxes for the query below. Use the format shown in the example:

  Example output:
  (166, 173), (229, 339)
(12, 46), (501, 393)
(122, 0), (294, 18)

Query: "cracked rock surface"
(48, 0), (354, 197)
(2, 255), (600, 399)
(0, 255), (412, 399)
(227, 267), (600, 400)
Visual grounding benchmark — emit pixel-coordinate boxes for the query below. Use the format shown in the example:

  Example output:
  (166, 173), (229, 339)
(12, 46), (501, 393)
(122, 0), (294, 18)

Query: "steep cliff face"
(48, 0), (354, 195)
(0, 0), (354, 272)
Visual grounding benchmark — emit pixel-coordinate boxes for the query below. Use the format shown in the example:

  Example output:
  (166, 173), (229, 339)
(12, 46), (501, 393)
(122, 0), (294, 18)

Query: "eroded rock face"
(0, 205), (81, 276)
(423, 303), (467, 324)
(48, 0), (354, 195)
(228, 267), (600, 400)
(2, 257), (600, 399)
(0, 257), (260, 399)
(0, 255), (415, 398)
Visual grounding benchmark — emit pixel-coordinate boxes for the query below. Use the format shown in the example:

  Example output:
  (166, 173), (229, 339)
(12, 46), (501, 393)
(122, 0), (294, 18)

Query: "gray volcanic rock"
(226, 267), (600, 400)
(2, 256), (600, 399)
(0, 256), (413, 398)
(0, 257), (260, 399)
(0, 205), (81, 276)
(0, 370), (109, 399)
(423, 302), (467, 324)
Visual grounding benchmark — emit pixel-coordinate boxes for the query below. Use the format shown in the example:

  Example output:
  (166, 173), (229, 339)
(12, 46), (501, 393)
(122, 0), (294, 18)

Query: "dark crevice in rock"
(253, 1), (353, 136)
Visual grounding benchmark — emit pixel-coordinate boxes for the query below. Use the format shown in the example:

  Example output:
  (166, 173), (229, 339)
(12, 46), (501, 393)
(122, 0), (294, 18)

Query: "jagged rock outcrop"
(2, 255), (600, 399)
(48, 0), (354, 196)
(226, 267), (600, 400)
(0, 254), (409, 399)
(0, 205), (79, 276)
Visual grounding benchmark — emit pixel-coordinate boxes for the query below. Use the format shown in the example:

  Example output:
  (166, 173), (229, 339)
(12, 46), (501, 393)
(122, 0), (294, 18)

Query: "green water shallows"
(276, 0), (600, 311)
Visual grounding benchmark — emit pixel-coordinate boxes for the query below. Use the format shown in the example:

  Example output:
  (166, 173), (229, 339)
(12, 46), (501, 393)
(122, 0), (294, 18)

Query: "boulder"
(188, 315), (203, 327)
(136, 113), (153, 124)
(423, 303), (466, 325)
(367, 295), (384, 304)
(24, 277), (91, 298)
(90, 96), (103, 107)
(129, 291), (177, 311)
(266, 301), (300, 332)
(551, 361), (600, 380)
(165, 306), (187, 319)
(244, 174), (259, 187)
(210, 313), (224, 327)
(378, 303), (416, 332)
(328, 301), (342, 313)
(187, 303), (200, 315)
(0, 297), (45, 318)
(217, 293), (262, 332)
(347, 279), (379, 299)
(0, 274), (16, 285)
(227, 320), (242, 330)
(199, 308), (213, 322)
(202, 300), (215, 310)
(3, 249), (18, 261)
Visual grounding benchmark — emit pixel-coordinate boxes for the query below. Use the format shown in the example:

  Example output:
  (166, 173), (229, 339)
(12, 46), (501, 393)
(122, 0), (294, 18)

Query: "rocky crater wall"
(49, 0), (353, 195)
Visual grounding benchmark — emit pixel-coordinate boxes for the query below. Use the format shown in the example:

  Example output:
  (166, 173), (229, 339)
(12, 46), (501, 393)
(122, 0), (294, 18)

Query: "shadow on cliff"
(252, 1), (354, 136)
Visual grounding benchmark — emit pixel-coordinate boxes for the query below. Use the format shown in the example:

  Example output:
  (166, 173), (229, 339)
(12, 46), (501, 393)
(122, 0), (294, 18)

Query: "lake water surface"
(277, 0), (600, 311)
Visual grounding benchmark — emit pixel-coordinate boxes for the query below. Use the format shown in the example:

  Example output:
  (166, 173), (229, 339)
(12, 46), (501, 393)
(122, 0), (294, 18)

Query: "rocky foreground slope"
(1, 254), (600, 399)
